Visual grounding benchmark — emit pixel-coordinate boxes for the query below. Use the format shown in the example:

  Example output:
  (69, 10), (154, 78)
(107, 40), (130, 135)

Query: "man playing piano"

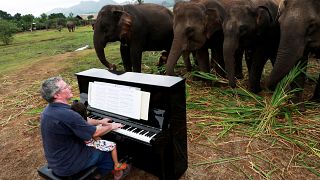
(40, 76), (126, 179)
(71, 100), (128, 172)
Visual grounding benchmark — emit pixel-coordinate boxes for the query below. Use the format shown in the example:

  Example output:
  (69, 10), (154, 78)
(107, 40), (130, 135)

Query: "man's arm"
(93, 124), (112, 137)
(93, 123), (123, 137)
(87, 117), (111, 125)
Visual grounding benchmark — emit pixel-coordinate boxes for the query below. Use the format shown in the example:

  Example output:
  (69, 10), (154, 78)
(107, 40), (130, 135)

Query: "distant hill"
(47, 0), (174, 16)
(47, 0), (118, 15)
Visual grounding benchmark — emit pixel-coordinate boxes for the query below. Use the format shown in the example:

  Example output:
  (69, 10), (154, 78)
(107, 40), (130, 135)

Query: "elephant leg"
(311, 74), (320, 101)
(290, 58), (308, 111)
(157, 51), (168, 67)
(235, 48), (244, 79)
(248, 48), (268, 93)
(196, 47), (210, 73)
(120, 45), (132, 72)
(130, 45), (142, 72)
(211, 47), (225, 78)
(182, 51), (192, 72)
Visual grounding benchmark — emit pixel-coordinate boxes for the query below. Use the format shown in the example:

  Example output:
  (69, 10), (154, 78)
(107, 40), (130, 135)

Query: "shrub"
(0, 20), (19, 45)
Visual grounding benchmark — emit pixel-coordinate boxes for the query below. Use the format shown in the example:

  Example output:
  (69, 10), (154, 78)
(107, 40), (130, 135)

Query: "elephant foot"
(290, 96), (306, 112)
(235, 74), (244, 79)
(214, 70), (226, 78)
(109, 64), (117, 71)
(309, 96), (320, 103)
(213, 81), (228, 88)
(229, 81), (236, 89)
(165, 70), (176, 76)
(297, 103), (306, 112)
(202, 80), (213, 87)
(249, 85), (262, 94)
(186, 66), (192, 72)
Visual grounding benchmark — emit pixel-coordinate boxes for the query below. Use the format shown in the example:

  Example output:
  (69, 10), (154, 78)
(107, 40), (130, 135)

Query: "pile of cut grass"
(190, 63), (320, 176)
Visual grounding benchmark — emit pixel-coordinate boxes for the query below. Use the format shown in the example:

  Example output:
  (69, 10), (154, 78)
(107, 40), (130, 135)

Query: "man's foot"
(114, 162), (127, 171)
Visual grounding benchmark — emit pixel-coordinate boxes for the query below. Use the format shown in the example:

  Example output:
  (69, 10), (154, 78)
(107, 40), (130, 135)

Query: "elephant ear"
(255, 6), (274, 36)
(173, 1), (186, 14)
(205, 8), (222, 39)
(112, 10), (133, 45)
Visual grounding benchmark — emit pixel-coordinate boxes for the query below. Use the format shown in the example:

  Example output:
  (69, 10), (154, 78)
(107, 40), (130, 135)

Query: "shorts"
(86, 139), (116, 152)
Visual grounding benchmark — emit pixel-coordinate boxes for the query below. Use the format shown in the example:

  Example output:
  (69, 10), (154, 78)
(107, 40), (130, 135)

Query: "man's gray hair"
(40, 76), (63, 103)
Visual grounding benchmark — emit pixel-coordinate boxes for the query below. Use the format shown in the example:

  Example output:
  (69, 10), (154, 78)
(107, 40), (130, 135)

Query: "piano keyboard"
(88, 114), (159, 144)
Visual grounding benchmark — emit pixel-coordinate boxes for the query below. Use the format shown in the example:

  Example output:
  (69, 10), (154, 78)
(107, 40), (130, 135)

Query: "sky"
(1, 0), (125, 17)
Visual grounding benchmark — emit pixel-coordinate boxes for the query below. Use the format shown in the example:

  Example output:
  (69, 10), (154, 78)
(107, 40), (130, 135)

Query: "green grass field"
(1, 25), (320, 179)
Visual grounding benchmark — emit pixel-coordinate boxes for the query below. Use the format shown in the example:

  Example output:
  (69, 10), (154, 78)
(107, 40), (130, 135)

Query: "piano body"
(75, 68), (188, 179)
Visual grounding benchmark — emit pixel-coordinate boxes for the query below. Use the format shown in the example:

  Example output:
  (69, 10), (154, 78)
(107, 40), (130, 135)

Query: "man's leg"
(84, 149), (114, 177)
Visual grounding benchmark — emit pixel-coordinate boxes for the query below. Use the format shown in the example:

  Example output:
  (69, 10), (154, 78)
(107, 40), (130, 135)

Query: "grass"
(192, 64), (320, 176)
(1, 25), (320, 178)
(0, 27), (94, 76)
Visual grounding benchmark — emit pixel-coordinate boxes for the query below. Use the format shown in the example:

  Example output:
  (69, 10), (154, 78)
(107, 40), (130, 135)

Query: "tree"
(48, 13), (66, 20)
(0, 10), (12, 20)
(21, 14), (34, 31)
(39, 13), (48, 23)
(0, 19), (19, 45)
(137, 0), (144, 4)
(68, 13), (74, 18)
(87, 15), (94, 20)
(13, 13), (22, 21)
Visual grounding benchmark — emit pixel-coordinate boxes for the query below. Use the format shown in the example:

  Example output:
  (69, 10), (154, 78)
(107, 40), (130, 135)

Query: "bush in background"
(0, 19), (19, 45)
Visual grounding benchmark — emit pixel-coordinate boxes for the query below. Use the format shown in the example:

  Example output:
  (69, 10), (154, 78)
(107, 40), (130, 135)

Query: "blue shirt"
(40, 102), (96, 176)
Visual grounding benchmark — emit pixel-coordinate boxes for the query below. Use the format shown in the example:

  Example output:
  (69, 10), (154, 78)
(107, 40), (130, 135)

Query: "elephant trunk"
(93, 32), (115, 70)
(266, 26), (305, 90)
(223, 36), (239, 88)
(166, 35), (184, 75)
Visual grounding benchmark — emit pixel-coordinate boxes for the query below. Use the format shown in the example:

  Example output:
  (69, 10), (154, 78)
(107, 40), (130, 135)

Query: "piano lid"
(75, 68), (184, 87)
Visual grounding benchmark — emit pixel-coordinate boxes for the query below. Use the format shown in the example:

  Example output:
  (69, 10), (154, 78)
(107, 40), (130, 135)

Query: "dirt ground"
(0, 49), (319, 180)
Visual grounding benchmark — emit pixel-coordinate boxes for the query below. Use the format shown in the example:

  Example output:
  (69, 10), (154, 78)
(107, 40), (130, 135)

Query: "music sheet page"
(140, 91), (150, 120)
(88, 82), (149, 120)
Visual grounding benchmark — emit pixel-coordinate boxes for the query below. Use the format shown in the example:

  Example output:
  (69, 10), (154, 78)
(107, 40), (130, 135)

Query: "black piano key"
(136, 129), (144, 134)
(127, 127), (135, 131)
(139, 130), (148, 135)
(145, 132), (156, 137)
(122, 125), (130, 130)
(133, 128), (142, 133)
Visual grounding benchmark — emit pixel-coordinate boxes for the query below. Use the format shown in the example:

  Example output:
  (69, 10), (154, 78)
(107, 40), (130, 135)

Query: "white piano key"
(112, 127), (156, 143)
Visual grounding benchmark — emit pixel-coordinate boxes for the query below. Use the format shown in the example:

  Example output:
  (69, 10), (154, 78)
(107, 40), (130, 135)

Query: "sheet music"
(88, 81), (150, 120)
(140, 91), (150, 121)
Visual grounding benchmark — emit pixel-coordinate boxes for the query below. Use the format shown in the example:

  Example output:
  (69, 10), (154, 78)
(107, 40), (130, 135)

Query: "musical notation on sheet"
(88, 81), (150, 120)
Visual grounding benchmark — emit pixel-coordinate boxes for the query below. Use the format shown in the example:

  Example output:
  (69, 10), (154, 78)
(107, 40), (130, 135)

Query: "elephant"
(165, 0), (227, 77)
(266, 0), (320, 103)
(66, 21), (75, 32)
(221, 0), (280, 93)
(93, 4), (174, 72)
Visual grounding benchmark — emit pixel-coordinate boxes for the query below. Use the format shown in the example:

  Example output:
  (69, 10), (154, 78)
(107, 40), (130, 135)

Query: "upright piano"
(75, 68), (188, 179)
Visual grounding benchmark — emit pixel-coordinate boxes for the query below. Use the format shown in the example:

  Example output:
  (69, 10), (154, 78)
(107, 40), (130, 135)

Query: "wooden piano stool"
(37, 164), (97, 180)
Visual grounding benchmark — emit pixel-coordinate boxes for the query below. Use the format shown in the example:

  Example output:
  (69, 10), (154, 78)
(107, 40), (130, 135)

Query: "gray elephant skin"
(66, 21), (76, 32)
(93, 4), (173, 72)
(221, 0), (280, 93)
(165, 0), (226, 76)
(266, 0), (320, 101)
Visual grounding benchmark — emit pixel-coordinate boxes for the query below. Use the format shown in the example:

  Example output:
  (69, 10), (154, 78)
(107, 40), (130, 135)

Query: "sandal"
(114, 162), (127, 171)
